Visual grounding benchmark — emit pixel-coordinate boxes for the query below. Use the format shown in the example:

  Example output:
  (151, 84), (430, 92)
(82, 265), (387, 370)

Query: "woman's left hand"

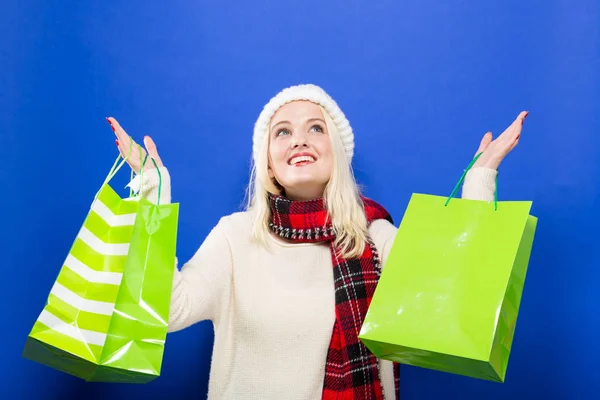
(472, 111), (529, 170)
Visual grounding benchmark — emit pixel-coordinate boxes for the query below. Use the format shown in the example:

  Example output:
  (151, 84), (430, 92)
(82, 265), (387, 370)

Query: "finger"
(107, 117), (128, 155)
(498, 110), (529, 142)
(507, 111), (528, 135)
(509, 111), (528, 138)
(143, 135), (162, 165)
(518, 110), (529, 124)
(107, 117), (145, 172)
(119, 136), (138, 160)
(509, 111), (528, 127)
(508, 136), (520, 152)
(143, 135), (157, 156)
(476, 132), (493, 154)
(107, 117), (134, 150)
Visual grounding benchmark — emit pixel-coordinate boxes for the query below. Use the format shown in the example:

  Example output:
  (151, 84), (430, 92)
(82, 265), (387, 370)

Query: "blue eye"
(276, 128), (291, 136)
(311, 125), (324, 133)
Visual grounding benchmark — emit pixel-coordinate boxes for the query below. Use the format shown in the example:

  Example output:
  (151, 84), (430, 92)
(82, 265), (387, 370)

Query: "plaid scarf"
(268, 193), (400, 399)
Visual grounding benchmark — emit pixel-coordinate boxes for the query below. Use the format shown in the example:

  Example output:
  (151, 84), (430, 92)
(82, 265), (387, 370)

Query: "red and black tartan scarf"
(268, 193), (400, 400)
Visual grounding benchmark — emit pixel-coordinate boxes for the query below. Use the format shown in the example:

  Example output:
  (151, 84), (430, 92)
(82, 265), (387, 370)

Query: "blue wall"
(2, 0), (598, 398)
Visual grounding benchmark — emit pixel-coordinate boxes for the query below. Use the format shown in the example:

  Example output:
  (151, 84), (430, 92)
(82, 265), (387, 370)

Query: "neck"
(283, 186), (325, 201)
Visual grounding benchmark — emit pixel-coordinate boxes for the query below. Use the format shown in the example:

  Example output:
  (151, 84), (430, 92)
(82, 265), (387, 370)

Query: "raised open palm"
(473, 111), (529, 170)
(106, 117), (164, 173)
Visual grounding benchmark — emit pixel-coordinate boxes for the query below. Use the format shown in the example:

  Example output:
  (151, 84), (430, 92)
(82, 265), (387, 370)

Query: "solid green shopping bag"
(23, 146), (179, 383)
(359, 155), (537, 383)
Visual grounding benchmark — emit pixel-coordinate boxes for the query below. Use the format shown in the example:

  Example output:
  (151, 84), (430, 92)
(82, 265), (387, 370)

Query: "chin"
(288, 174), (328, 187)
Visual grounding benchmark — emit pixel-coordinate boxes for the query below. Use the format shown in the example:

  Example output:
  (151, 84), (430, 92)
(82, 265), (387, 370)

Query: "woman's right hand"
(106, 117), (164, 173)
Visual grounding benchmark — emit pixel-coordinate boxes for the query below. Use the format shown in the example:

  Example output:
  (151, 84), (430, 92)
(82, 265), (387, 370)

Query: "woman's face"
(268, 101), (334, 201)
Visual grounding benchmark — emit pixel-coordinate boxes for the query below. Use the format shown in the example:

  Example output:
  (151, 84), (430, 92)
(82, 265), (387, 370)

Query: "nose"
(291, 131), (309, 148)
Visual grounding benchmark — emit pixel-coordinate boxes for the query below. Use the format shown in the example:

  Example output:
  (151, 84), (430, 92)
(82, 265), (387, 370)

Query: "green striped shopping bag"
(23, 148), (179, 383)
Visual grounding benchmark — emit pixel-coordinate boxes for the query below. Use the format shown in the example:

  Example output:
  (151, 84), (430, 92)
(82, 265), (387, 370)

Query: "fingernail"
(106, 117), (115, 131)
(116, 140), (119, 146)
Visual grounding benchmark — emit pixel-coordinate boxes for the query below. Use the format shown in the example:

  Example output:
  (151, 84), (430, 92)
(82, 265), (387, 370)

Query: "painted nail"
(106, 117), (115, 131)
(116, 140), (119, 146)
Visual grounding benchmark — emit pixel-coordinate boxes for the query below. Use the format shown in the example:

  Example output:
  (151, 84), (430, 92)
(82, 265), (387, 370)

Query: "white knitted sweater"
(139, 167), (497, 399)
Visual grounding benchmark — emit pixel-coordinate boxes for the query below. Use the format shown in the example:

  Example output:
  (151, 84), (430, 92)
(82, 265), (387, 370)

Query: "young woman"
(107, 84), (527, 400)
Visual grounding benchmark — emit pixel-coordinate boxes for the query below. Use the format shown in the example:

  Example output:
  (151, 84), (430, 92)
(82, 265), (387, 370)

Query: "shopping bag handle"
(129, 146), (163, 205)
(103, 135), (134, 186)
(137, 155), (163, 205)
(93, 137), (134, 201)
(95, 138), (163, 205)
(444, 152), (499, 210)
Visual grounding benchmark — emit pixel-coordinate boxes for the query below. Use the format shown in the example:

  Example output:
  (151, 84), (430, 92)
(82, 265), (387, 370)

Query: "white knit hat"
(252, 84), (354, 164)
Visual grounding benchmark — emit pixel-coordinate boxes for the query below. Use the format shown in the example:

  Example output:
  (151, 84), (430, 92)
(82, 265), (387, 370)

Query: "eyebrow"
(271, 118), (326, 131)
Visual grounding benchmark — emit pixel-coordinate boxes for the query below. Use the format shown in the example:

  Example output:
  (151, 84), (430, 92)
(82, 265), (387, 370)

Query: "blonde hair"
(245, 105), (370, 259)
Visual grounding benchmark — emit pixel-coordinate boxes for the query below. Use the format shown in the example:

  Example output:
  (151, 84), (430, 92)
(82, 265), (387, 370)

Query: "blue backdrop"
(1, 0), (598, 399)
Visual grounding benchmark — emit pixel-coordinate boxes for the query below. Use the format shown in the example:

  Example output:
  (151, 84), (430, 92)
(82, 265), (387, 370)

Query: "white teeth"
(290, 155), (315, 165)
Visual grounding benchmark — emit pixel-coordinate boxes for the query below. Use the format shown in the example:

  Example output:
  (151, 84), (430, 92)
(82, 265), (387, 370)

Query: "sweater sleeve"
(168, 220), (233, 332)
(461, 167), (497, 202)
(133, 166), (172, 205)
(133, 167), (233, 332)
(369, 219), (399, 270)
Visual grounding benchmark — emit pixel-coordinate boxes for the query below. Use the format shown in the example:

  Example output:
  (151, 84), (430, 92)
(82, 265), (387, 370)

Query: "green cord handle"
(96, 138), (161, 205)
(140, 151), (148, 189)
(444, 153), (499, 210)
(130, 144), (149, 197)
(95, 137), (134, 201)
(134, 152), (161, 205)
(129, 169), (134, 198)
(150, 157), (162, 205)
(103, 136), (133, 186)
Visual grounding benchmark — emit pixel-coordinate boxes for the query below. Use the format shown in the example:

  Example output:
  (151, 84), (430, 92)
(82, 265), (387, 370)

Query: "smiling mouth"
(288, 155), (316, 166)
